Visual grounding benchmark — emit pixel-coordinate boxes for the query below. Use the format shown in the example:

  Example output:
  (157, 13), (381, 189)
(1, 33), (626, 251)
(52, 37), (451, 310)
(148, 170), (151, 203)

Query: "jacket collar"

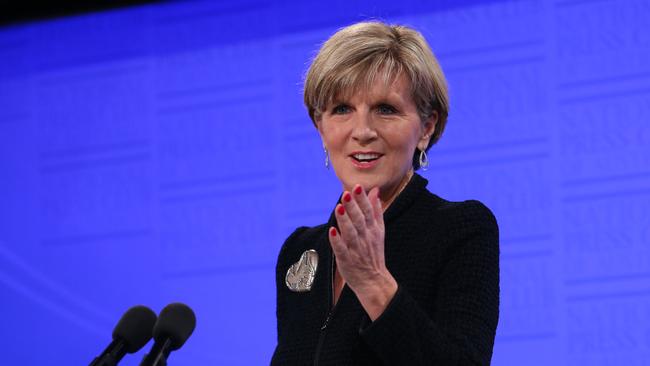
(383, 173), (428, 224)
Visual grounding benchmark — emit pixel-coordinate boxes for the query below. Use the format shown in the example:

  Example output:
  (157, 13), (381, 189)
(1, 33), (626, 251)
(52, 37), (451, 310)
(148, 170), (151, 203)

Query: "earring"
(324, 147), (330, 169)
(419, 149), (429, 171)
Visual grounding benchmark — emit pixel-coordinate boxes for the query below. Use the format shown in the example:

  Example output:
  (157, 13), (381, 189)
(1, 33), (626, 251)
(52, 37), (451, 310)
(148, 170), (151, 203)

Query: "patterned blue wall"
(1, 0), (649, 365)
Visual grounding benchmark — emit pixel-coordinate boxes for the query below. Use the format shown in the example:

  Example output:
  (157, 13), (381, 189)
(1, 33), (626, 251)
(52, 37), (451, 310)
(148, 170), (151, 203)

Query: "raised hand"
(329, 184), (398, 321)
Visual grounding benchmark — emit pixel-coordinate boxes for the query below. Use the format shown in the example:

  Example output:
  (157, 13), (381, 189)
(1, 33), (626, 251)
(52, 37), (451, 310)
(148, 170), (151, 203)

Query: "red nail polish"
(330, 227), (337, 236)
(343, 192), (351, 202)
(337, 205), (345, 215)
(354, 185), (363, 195)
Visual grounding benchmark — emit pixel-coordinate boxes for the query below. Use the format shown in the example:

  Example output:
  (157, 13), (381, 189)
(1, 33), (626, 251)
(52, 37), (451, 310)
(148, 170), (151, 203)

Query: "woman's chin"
(340, 176), (382, 193)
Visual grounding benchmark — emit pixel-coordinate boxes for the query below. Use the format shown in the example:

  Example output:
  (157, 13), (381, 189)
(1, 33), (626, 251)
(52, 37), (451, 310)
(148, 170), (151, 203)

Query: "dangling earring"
(419, 149), (429, 171)
(324, 147), (330, 169)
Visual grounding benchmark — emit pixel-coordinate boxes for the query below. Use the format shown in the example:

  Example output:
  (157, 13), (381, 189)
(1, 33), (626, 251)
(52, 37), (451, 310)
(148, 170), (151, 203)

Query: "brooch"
(285, 249), (318, 292)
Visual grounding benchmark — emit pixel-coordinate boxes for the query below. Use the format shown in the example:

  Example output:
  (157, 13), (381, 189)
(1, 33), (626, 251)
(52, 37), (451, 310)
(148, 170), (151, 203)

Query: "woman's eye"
(377, 104), (397, 114)
(332, 104), (350, 114)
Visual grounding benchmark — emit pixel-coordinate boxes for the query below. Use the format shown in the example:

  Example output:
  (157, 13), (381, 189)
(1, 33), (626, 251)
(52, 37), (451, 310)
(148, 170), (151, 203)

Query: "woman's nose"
(351, 110), (378, 143)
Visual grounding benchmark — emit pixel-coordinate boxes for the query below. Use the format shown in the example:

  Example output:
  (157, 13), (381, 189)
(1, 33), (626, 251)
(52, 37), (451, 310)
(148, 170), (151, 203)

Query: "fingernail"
(354, 185), (363, 195)
(343, 192), (352, 202)
(330, 227), (337, 236)
(337, 205), (345, 215)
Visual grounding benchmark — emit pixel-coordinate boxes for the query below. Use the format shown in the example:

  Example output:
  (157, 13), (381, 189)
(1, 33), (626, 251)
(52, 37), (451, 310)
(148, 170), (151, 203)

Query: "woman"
(272, 21), (499, 366)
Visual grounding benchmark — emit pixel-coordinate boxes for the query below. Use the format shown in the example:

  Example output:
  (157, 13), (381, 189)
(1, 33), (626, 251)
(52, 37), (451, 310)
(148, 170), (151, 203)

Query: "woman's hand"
(329, 184), (398, 321)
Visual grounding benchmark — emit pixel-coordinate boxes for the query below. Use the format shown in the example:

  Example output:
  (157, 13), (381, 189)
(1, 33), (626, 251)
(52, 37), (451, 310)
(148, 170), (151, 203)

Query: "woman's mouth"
(350, 152), (383, 169)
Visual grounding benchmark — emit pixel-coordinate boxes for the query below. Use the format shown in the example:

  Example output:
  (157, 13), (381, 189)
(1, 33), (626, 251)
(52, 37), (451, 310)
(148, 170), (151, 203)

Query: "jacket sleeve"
(359, 201), (500, 366)
(275, 226), (308, 342)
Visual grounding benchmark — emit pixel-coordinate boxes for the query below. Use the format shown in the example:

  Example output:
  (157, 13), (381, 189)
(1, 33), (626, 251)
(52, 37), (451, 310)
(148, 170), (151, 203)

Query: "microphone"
(89, 305), (158, 366)
(140, 303), (196, 366)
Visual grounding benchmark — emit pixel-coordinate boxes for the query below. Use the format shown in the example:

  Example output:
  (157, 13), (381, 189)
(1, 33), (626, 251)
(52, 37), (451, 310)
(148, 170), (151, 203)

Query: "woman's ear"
(315, 117), (325, 143)
(418, 111), (438, 150)
(315, 117), (329, 152)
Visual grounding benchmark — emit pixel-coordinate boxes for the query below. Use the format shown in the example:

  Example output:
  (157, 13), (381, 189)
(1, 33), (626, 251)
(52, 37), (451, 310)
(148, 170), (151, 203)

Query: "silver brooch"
(285, 249), (318, 292)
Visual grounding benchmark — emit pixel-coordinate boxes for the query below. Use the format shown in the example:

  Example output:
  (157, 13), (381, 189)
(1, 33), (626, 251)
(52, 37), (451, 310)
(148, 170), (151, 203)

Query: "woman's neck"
(380, 169), (414, 211)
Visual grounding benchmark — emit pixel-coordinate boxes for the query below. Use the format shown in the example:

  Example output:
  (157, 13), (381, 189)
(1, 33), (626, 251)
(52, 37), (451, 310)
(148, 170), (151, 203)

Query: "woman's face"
(317, 74), (436, 201)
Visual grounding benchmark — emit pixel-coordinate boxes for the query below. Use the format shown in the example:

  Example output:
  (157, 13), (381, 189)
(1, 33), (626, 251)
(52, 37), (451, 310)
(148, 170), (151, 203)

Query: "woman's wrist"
(354, 273), (399, 321)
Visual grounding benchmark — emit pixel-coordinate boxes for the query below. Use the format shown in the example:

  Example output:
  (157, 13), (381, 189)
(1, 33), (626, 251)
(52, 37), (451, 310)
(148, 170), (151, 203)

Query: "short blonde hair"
(304, 21), (449, 167)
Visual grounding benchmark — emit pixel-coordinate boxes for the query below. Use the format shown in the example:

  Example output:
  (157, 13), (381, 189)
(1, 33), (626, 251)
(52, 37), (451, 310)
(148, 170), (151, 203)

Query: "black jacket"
(271, 174), (500, 365)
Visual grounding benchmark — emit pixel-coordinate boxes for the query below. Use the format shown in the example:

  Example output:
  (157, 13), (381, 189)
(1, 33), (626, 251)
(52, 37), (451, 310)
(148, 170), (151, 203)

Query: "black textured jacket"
(271, 174), (500, 365)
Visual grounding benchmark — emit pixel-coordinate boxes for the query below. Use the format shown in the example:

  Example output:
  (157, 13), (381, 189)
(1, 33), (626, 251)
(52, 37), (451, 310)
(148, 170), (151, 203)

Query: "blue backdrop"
(1, 0), (649, 365)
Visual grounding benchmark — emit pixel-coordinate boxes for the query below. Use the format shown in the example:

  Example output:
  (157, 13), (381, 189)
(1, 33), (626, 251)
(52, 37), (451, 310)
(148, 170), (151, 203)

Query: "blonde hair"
(304, 21), (449, 167)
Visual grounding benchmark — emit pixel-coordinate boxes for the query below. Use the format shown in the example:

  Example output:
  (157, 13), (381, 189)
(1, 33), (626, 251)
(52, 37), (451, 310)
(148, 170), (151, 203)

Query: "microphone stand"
(140, 338), (173, 366)
(89, 340), (127, 366)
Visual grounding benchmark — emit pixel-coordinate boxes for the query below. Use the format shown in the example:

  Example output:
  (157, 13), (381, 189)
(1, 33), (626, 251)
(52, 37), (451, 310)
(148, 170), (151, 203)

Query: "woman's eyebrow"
(371, 95), (403, 106)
